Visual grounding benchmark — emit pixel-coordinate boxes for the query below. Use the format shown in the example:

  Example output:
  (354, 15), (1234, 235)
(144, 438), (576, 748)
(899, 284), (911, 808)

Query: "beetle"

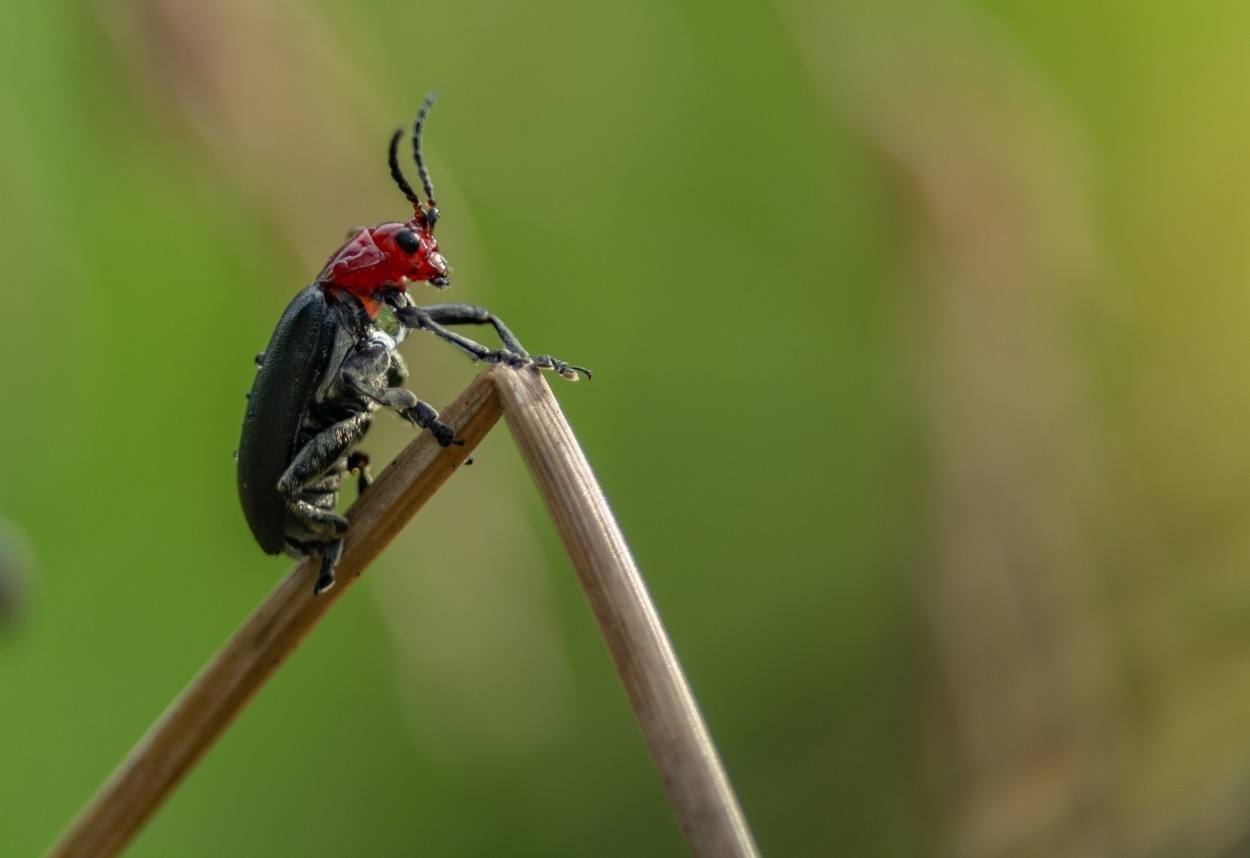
(237, 95), (589, 595)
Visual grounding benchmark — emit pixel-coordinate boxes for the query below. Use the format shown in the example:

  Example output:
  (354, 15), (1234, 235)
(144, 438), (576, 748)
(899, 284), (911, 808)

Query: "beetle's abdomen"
(237, 285), (338, 554)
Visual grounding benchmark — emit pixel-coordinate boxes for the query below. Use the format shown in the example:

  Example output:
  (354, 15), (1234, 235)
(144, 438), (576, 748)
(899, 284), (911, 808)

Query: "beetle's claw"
(481, 349), (590, 380)
(529, 355), (592, 381)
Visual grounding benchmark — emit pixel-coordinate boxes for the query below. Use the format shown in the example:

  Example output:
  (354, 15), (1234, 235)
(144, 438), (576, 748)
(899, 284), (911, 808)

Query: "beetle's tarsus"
(426, 419), (459, 447)
(528, 355), (592, 381)
(478, 348), (529, 368)
(478, 350), (592, 381)
(314, 540), (343, 595)
(398, 400), (459, 447)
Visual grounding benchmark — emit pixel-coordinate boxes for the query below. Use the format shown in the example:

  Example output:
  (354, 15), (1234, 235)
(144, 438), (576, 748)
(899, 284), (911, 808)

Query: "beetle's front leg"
(394, 305), (520, 365)
(395, 303), (591, 380)
(398, 302), (528, 354)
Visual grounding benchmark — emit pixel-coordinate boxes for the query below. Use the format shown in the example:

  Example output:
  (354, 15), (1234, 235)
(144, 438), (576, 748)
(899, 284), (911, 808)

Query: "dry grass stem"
(47, 366), (757, 858)
(494, 368), (760, 858)
(47, 374), (498, 858)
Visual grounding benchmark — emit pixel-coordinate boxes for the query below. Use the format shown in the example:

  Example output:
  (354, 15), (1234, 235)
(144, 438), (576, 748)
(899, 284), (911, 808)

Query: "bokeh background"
(3, 1), (1250, 856)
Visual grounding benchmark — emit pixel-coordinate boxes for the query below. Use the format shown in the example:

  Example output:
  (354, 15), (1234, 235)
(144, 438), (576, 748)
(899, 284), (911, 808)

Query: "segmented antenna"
(388, 128), (424, 215)
(412, 94), (439, 219)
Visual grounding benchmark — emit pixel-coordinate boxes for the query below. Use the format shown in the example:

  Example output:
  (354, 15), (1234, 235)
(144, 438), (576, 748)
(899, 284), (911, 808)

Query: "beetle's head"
(317, 95), (452, 317)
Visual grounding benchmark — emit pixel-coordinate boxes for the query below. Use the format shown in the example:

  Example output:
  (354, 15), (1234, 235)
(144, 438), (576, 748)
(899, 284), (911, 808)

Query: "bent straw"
(47, 366), (757, 858)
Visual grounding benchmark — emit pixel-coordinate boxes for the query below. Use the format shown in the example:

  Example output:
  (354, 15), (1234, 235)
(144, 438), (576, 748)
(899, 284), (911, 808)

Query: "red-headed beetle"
(237, 95), (588, 594)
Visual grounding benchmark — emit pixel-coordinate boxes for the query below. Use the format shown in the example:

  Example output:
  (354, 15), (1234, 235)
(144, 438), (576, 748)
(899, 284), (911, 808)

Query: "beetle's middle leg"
(342, 341), (462, 446)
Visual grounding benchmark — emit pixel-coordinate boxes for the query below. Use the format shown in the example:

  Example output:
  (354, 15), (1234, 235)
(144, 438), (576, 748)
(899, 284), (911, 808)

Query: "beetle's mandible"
(237, 95), (589, 595)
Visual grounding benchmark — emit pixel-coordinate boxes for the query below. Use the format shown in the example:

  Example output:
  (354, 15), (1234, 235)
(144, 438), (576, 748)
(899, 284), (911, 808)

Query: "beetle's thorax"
(316, 217), (449, 318)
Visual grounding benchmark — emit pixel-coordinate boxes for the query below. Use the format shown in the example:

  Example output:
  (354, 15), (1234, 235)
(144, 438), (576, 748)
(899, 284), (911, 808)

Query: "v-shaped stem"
(46, 366), (759, 858)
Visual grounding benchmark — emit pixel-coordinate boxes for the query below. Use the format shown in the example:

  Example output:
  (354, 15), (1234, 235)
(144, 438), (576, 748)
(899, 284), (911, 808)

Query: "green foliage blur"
(4, 1), (1250, 856)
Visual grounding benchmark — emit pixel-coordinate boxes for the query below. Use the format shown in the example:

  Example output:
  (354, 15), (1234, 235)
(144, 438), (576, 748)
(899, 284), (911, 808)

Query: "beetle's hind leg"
(315, 539), (344, 595)
(278, 411), (373, 593)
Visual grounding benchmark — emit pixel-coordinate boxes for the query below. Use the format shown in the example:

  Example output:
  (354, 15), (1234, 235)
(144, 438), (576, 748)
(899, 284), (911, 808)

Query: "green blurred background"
(3, 1), (1249, 856)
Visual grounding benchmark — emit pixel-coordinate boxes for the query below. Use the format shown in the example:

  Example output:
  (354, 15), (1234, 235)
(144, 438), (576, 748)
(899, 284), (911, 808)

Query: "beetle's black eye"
(394, 228), (421, 254)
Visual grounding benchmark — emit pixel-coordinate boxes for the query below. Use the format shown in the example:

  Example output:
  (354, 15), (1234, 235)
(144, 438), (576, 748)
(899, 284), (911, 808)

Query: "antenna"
(387, 128), (424, 217)
(412, 93), (439, 227)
